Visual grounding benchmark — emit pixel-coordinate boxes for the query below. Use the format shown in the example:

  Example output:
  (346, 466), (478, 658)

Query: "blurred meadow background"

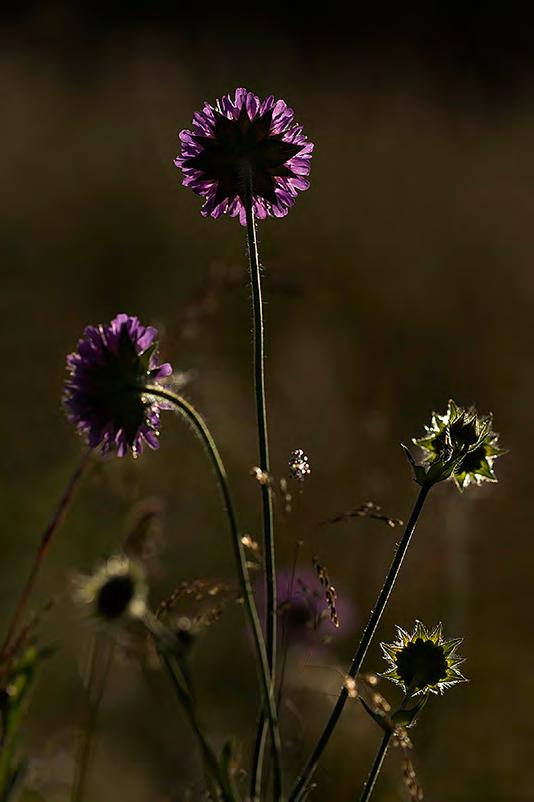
(1, 4), (532, 801)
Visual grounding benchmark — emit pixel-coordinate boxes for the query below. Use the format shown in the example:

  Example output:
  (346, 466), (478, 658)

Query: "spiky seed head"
(380, 620), (467, 696)
(413, 399), (505, 490)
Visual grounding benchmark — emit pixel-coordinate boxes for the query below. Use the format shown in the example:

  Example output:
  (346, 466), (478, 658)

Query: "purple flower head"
(64, 314), (172, 457)
(256, 567), (356, 648)
(175, 88), (313, 224)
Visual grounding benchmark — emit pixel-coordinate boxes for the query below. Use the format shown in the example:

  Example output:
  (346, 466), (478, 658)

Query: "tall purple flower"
(64, 314), (172, 457)
(175, 88), (313, 224)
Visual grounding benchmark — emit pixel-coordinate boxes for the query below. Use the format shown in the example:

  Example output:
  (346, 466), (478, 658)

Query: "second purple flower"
(64, 314), (172, 457)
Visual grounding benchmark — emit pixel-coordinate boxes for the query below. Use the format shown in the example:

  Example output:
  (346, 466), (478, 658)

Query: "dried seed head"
(320, 501), (403, 528)
(312, 556), (340, 628)
(251, 466), (271, 486)
(241, 535), (260, 553)
(156, 578), (236, 619)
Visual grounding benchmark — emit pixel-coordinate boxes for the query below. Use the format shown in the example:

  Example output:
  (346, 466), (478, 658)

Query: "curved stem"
(358, 732), (391, 802)
(244, 186), (280, 801)
(142, 385), (282, 796)
(1, 450), (91, 657)
(288, 484), (431, 802)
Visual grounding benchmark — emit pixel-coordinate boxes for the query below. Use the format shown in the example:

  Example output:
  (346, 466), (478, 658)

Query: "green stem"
(1, 450), (91, 658)
(244, 185), (280, 801)
(142, 385), (281, 796)
(161, 651), (227, 800)
(250, 539), (302, 800)
(357, 688), (413, 802)
(288, 484), (431, 802)
(144, 609), (240, 801)
(358, 732), (391, 802)
(250, 720), (268, 802)
(250, 540), (302, 802)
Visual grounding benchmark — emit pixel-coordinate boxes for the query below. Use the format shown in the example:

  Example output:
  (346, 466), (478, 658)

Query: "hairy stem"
(142, 385), (281, 797)
(288, 484), (431, 801)
(243, 187), (280, 801)
(1, 450), (91, 657)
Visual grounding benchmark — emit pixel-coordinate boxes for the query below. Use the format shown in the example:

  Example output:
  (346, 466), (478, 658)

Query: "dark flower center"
(84, 328), (153, 446)
(97, 575), (135, 619)
(429, 417), (480, 463)
(450, 417), (479, 448)
(183, 107), (303, 206)
(395, 638), (449, 690)
(457, 444), (486, 474)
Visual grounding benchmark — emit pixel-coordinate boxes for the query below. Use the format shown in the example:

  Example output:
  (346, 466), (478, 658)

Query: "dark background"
(1, 4), (533, 801)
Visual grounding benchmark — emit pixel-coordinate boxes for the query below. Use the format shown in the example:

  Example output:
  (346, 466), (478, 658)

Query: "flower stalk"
(160, 648), (230, 800)
(288, 483), (431, 802)
(243, 179), (281, 801)
(359, 619), (465, 801)
(359, 730), (392, 802)
(141, 385), (282, 798)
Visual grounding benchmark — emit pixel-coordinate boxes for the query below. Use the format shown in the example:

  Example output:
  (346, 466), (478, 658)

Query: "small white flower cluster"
(289, 449), (311, 481)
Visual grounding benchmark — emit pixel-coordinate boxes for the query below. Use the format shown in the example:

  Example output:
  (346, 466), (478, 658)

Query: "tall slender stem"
(1, 450), (91, 657)
(250, 540), (302, 801)
(142, 385), (282, 797)
(358, 732), (391, 802)
(244, 185), (280, 801)
(288, 483), (431, 802)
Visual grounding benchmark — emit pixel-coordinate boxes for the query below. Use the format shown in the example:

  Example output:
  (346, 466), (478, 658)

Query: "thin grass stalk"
(1, 450), (91, 657)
